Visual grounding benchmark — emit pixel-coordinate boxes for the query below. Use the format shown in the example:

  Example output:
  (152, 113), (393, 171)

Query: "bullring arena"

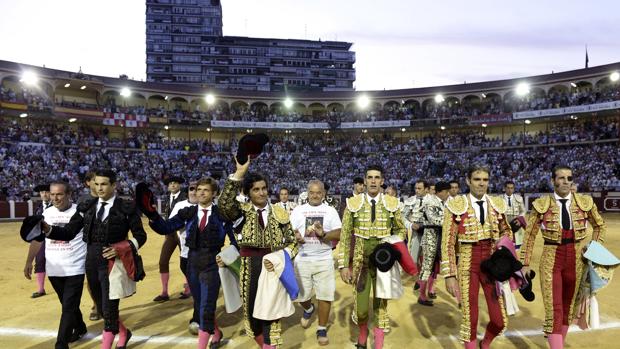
(1, 58), (619, 349)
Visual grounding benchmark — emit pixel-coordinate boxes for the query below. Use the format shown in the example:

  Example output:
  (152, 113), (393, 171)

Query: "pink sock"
(36, 272), (45, 292)
(101, 330), (115, 349)
(373, 327), (384, 349)
(160, 272), (169, 295)
(428, 276), (435, 294)
(548, 334), (563, 349)
(358, 323), (369, 345)
(198, 330), (210, 349)
(254, 334), (264, 347)
(562, 325), (569, 341)
(117, 321), (127, 346)
(464, 340), (477, 349)
(212, 321), (222, 343)
(480, 331), (497, 349)
(184, 277), (191, 294)
(419, 280), (428, 301)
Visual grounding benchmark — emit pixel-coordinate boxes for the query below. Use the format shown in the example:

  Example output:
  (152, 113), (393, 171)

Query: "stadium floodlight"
(206, 128), (212, 132)
(481, 93), (487, 98)
(19, 113), (28, 118)
(205, 94), (216, 105)
(68, 118), (77, 123)
(481, 123), (488, 128)
(80, 85), (87, 90)
(524, 119), (531, 125)
(440, 126), (446, 130)
(611, 71), (620, 82)
(164, 125), (169, 130)
(570, 82), (578, 88)
(20, 71), (38, 85)
(120, 87), (131, 97)
(401, 128), (406, 132)
(64, 83), (71, 88)
(434, 94), (445, 103)
(284, 97), (294, 109)
(362, 129), (368, 134)
(357, 95), (370, 109)
(164, 96), (169, 100)
(516, 82), (530, 96)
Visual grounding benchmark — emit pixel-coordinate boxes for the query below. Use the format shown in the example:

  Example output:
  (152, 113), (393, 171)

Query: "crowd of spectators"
(2, 117), (618, 202)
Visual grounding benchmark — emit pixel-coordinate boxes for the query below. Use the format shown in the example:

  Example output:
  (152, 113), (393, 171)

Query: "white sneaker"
(300, 305), (315, 329)
(188, 321), (199, 335)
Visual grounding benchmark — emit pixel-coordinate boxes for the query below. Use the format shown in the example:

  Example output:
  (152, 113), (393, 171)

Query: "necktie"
(97, 202), (108, 222)
(476, 201), (485, 226)
(199, 209), (209, 231)
(508, 197), (512, 207)
(419, 198), (423, 206)
(257, 209), (265, 229)
(559, 199), (570, 230)
(45, 202), (52, 209)
(371, 199), (376, 223)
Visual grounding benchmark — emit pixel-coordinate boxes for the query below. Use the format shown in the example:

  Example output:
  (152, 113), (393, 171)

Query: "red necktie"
(199, 209), (209, 231)
(257, 209), (265, 229)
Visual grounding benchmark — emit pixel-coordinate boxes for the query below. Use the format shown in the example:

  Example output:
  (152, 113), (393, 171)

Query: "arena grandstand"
(1, 59), (619, 218)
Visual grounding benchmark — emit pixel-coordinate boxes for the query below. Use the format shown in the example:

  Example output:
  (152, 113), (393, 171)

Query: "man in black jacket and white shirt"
(41, 169), (147, 349)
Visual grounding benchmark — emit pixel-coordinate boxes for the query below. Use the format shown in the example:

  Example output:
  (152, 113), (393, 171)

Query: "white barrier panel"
(513, 101), (620, 119)
(211, 120), (329, 129)
(339, 120), (411, 129)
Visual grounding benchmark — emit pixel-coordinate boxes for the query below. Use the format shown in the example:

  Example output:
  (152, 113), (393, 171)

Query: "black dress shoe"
(115, 329), (132, 349)
(31, 291), (46, 298)
(417, 299), (434, 306)
(179, 292), (191, 300)
(429, 292), (437, 299)
(153, 294), (170, 302)
(69, 326), (87, 342)
(355, 343), (367, 349)
(413, 282), (420, 291)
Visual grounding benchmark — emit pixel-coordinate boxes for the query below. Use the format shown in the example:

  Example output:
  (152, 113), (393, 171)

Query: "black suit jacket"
(163, 191), (188, 219)
(48, 196), (147, 248)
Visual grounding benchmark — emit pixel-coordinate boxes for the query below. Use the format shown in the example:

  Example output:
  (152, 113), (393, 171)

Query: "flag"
(585, 45), (589, 68)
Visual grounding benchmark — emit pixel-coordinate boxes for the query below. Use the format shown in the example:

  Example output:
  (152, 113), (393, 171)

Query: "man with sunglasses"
(521, 165), (606, 349)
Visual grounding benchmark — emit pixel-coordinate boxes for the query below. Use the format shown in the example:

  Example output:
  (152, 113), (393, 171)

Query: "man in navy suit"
(147, 177), (237, 349)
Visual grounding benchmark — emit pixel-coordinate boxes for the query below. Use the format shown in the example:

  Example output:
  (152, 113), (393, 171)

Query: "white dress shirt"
(469, 194), (488, 224)
(197, 203), (213, 227)
(553, 192), (573, 229)
(96, 196), (116, 221)
(254, 204), (270, 227)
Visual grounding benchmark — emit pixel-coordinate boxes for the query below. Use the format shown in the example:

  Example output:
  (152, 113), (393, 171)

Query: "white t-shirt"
(170, 199), (197, 259)
(290, 203), (342, 261)
(44, 204), (87, 277)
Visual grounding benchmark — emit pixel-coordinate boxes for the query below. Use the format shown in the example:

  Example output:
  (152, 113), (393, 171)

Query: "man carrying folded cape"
(140, 177), (237, 349)
(217, 144), (298, 349)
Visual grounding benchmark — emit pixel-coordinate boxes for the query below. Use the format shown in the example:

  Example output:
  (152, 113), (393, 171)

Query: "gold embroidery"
(382, 195), (400, 212)
(532, 196), (551, 214)
(540, 245), (557, 334)
(574, 193), (593, 211)
(458, 243), (473, 342)
(346, 194), (364, 212)
(446, 195), (467, 216)
(271, 204), (289, 224)
(489, 195), (507, 214)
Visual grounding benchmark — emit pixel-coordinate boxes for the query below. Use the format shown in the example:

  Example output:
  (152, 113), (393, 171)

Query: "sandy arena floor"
(1, 214), (619, 348)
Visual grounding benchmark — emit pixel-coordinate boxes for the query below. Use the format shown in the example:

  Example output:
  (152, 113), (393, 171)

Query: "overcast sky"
(0, 0), (618, 90)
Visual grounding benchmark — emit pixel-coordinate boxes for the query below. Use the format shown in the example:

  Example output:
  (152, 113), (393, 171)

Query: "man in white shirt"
(276, 187), (297, 214)
(290, 180), (341, 346)
(502, 181), (527, 248)
(25, 181), (87, 349)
